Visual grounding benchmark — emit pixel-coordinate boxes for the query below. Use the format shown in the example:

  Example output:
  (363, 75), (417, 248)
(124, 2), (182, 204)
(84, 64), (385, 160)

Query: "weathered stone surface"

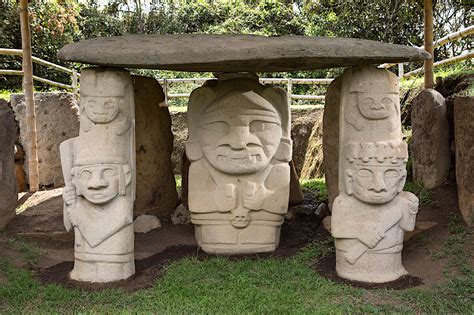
(323, 76), (343, 208)
(328, 66), (418, 283)
(454, 96), (474, 226)
(289, 161), (304, 205)
(300, 112), (324, 179)
(171, 203), (191, 225)
(0, 100), (17, 230)
(133, 76), (178, 218)
(60, 68), (136, 282)
(412, 89), (450, 188)
(11, 93), (79, 187)
(187, 74), (291, 254)
(134, 214), (161, 233)
(58, 35), (429, 72)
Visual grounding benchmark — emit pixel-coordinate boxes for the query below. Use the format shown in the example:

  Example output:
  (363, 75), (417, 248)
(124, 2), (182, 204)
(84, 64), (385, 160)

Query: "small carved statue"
(186, 75), (292, 254)
(60, 67), (135, 282)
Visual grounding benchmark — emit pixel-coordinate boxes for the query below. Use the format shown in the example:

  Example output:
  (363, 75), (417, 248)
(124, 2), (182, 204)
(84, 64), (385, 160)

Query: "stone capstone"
(411, 89), (450, 189)
(11, 93), (79, 187)
(58, 35), (429, 72)
(133, 214), (161, 233)
(60, 67), (136, 282)
(133, 76), (178, 218)
(454, 96), (474, 226)
(0, 99), (17, 230)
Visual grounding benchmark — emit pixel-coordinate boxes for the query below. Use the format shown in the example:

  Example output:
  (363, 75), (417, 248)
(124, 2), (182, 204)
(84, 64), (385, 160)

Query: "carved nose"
(368, 173), (387, 192)
(228, 127), (249, 150)
(88, 174), (108, 190)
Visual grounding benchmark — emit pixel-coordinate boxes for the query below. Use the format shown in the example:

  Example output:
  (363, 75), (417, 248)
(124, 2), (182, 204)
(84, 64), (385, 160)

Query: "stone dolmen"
(58, 34), (428, 283)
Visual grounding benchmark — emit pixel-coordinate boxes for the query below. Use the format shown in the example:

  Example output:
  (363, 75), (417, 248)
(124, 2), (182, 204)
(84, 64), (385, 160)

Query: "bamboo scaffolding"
(19, 0), (39, 191)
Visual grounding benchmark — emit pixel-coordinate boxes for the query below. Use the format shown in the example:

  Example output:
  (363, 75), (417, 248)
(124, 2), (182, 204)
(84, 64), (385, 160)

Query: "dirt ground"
(1, 174), (472, 292)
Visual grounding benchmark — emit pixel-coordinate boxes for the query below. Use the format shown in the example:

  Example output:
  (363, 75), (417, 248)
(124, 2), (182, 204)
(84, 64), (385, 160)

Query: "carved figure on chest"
(186, 75), (291, 254)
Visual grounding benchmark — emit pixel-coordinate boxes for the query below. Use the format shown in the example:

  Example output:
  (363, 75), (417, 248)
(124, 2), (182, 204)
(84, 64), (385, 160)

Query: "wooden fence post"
(19, 0), (39, 192)
(424, 0), (434, 89)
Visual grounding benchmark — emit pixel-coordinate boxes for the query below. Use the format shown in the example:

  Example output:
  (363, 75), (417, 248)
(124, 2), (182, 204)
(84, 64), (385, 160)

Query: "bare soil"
(1, 174), (472, 292)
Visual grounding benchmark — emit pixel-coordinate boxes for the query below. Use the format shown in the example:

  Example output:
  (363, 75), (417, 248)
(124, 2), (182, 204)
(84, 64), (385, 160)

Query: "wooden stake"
(19, 0), (39, 192)
(424, 0), (434, 89)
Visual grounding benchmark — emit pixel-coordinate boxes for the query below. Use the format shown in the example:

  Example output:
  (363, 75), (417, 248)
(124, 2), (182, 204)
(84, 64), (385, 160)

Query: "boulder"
(0, 100), (17, 229)
(134, 214), (162, 233)
(133, 76), (179, 218)
(454, 96), (474, 226)
(300, 111), (324, 179)
(11, 93), (79, 187)
(411, 89), (450, 188)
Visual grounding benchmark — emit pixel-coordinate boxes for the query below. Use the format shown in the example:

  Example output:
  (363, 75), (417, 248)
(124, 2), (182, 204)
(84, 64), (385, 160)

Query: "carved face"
(84, 96), (120, 123)
(73, 164), (122, 204)
(197, 114), (282, 175)
(348, 164), (405, 204)
(357, 93), (398, 120)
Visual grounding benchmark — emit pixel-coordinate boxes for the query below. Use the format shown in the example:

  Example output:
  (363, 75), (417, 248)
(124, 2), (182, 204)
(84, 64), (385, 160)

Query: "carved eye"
(385, 170), (399, 178)
(201, 122), (229, 133)
(79, 170), (92, 179)
(382, 97), (393, 106)
(104, 100), (116, 109)
(249, 121), (276, 133)
(356, 169), (372, 178)
(103, 168), (117, 177)
(362, 98), (374, 107)
(86, 100), (96, 108)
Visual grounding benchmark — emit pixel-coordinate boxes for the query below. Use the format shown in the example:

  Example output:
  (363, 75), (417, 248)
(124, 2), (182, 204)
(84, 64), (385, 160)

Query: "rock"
(0, 100), (17, 230)
(14, 144), (26, 192)
(289, 160), (304, 205)
(133, 76), (179, 218)
(411, 89), (450, 188)
(58, 35), (429, 72)
(170, 112), (188, 175)
(322, 216), (331, 232)
(454, 96), (474, 226)
(328, 66), (418, 283)
(11, 92), (79, 187)
(60, 68), (136, 283)
(187, 75), (291, 254)
(323, 76), (343, 208)
(171, 204), (190, 225)
(315, 203), (328, 217)
(134, 214), (162, 233)
(300, 111), (324, 179)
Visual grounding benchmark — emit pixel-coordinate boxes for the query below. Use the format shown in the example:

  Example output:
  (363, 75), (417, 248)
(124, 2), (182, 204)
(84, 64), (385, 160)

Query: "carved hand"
(62, 184), (77, 206)
(215, 183), (237, 212)
(359, 229), (383, 249)
(242, 182), (265, 210)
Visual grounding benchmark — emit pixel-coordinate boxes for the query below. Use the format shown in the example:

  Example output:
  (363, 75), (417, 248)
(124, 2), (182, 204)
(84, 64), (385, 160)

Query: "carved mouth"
(217, 154), (262, 164)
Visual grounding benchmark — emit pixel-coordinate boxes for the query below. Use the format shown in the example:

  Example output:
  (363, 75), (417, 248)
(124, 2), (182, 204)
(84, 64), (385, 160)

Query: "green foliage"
(403, 180), (436, 206)
(300, 177), (328, 202)
(5, 237), (43, 266)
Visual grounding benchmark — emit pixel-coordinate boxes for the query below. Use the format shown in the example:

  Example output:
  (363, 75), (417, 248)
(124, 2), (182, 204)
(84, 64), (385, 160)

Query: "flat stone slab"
(58, 35), (429, 72)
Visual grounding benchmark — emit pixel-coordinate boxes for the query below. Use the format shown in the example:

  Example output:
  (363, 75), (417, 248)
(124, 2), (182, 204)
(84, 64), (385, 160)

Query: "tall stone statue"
(60, 67), (136, 282)
(186, 74), (292, 254)
(327, 66), (418, 283)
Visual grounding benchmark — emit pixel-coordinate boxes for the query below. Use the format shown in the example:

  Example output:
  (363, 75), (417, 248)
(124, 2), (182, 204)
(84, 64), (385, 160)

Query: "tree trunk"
(424, 0), (434, 89)
(19, 0), (39, 192)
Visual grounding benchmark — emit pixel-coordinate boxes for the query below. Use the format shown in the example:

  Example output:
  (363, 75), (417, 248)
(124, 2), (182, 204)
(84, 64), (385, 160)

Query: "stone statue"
(186, 74), (291, 254)
(329, 66), (418, 283)
(60, 67), (136, 282)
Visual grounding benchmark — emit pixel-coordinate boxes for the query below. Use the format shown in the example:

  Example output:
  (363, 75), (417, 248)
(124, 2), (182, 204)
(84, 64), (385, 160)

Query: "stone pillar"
(0, 100), (17, 230)
(328, 66), (418, 283)
(60, 67), (136, 282)
(454, 96), (473, 226)
(411, 89), (450, 188)
(133, 76), (178, 217)
(186, 74), (292, 254)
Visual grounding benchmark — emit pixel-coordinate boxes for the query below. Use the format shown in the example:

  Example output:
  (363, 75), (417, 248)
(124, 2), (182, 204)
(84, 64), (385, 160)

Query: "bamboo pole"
(424, 0), (434, 89)
(19, 0), (39, 192)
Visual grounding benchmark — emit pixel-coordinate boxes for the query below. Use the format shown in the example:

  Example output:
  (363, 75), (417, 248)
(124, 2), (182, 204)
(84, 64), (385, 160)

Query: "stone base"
(335, 250), (408, 283)
(194, 222), (282, 255)
(70, 259), (135, 283)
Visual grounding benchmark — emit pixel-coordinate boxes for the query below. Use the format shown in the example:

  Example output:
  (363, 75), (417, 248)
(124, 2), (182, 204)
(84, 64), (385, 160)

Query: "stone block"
(60, 68), (135, 282)
(300, 111), (324, 179)
(186, 74), (291, 254)
(0, 99), (17, 230)
(11, 93), (79, 187)
(454, 96), (474, 226)
(412, 89), (450, 188)
(133, 76), (178, 217)
(327, 66), (418, 283)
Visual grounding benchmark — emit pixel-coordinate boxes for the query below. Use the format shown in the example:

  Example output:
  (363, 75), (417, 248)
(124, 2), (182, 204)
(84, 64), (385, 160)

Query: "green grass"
(404, 180), (436, 206)
(300, 177), (328, 202)
(1, 235), (472, 313)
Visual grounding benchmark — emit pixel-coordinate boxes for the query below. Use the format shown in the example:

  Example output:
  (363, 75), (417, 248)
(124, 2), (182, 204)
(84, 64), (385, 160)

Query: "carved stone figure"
(186, 74), (291, 254)
(60, 67), (136, 282)
(328, 66), (418, 283)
